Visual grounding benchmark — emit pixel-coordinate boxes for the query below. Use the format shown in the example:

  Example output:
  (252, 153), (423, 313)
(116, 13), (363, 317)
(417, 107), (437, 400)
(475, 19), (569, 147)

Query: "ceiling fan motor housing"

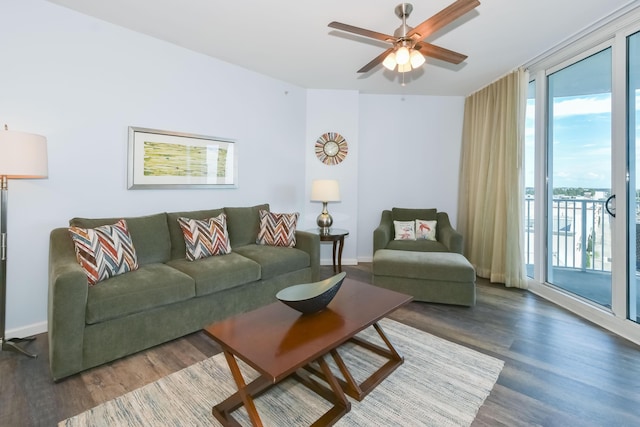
(394, 3), (413, 19)
(393, 3), (414, 42)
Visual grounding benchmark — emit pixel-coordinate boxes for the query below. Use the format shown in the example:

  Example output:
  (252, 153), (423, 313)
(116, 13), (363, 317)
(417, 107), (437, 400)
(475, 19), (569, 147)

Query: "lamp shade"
(382, 52), (397, 70)
(410, 49), (425, 68)
(0, 129), (48, 178)
(395, 46), (410, 65)
(311, 179), (340, 202)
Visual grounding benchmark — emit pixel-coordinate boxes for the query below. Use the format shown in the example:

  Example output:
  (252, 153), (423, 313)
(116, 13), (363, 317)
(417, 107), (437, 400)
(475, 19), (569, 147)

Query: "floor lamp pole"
(0, 175), (37, 358)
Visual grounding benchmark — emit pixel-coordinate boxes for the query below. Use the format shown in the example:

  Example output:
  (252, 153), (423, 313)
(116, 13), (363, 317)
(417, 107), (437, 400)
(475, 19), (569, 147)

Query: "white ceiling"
(46, 0), (639, 96)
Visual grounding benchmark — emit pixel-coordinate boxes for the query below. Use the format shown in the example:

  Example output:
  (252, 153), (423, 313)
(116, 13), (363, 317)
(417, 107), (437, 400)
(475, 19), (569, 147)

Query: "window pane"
(628, 31), (640, 323)
(547, 48), (612, 308)
(525, 81), (536, 278)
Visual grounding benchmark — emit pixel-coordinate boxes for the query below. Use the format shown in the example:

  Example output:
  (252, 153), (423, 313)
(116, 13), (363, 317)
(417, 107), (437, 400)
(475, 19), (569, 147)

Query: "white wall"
(305, 90), (359, 266)
(1, 0), (308, 335)
(357, 94), (465, 261)
(1, 0), (466, 336)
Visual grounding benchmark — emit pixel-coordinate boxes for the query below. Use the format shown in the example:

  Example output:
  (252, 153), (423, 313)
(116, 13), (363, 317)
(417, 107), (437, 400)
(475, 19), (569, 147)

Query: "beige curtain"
(457, 68), (528, 288)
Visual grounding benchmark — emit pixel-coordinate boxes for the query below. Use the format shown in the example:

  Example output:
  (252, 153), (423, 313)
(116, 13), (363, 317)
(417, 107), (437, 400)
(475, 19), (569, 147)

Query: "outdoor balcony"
(524, 196), (640, 319)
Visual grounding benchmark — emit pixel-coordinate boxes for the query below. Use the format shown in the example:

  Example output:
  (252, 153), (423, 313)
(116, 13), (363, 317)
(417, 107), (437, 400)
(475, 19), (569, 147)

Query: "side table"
(307, 228), (349, 273)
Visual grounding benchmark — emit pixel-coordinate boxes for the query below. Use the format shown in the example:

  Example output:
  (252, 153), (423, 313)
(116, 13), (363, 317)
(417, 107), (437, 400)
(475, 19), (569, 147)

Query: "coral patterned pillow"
(393, 220), (416, 240)
(416, 219), (437, 241)
(178, 214), (231, 261)
(256, 210), (299, 247)
(68, 219), (139, 286)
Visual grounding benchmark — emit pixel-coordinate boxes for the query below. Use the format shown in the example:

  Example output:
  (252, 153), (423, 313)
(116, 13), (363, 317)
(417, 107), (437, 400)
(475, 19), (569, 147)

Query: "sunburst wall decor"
(315, 132), (348, 165)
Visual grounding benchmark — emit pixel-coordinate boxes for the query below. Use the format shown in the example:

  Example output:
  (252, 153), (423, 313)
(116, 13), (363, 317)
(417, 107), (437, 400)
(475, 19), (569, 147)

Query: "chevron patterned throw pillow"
(256, 209), (299, 247)
(178, 213), (231, 261)
(69, 219), (139, 286)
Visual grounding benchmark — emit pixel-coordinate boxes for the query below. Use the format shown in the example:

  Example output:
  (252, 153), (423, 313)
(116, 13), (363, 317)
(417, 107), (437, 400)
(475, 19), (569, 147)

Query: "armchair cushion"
(392, 208), (437, 222)
(374, 208), (463, 255)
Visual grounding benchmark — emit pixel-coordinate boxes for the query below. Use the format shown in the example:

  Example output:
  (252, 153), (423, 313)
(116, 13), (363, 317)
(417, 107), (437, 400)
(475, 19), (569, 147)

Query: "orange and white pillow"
(69, 219), (139, 285)
(393, 220), (416, 240)
(178, 213), (231, 261)
(256, 210), (299, 247)
(415, 219), (437, 241)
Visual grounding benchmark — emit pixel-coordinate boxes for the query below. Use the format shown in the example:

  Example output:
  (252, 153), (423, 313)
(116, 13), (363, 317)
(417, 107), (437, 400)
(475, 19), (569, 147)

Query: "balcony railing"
(524, 197), (610, 272)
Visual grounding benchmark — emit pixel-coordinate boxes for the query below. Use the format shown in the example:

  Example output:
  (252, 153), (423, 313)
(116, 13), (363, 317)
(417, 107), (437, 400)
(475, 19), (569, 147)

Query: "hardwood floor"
(2, 263), (640, 426)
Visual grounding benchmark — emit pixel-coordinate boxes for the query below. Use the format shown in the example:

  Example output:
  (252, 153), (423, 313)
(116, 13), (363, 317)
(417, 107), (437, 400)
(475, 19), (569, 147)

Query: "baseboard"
(6, 321), (48, 339)
(528, 281), (640, 347)
(320, 257), (358, 266)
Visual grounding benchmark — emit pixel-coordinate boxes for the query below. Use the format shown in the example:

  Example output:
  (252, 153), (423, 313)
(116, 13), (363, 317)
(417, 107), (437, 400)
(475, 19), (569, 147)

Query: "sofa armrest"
(48, 227), (89, 380)
(373, 210), (393, 254)
(437, 212), (463, 254)
(295, 230), (320, 281)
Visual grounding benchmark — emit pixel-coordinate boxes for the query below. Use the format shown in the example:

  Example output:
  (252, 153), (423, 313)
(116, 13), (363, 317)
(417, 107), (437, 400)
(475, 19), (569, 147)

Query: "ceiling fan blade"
(415, 42), (467, 64)
(358, 47), (394, 73)
(328, 21), (396, 43)
(407, 0), (480, 42)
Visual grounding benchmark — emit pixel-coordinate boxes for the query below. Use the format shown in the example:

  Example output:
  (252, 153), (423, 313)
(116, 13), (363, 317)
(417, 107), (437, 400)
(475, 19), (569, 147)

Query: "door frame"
(525, 13), (640, 345)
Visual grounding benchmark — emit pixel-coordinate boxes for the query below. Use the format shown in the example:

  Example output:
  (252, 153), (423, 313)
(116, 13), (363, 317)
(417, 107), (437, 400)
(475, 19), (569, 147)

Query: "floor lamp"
(0, 125), (48, 358)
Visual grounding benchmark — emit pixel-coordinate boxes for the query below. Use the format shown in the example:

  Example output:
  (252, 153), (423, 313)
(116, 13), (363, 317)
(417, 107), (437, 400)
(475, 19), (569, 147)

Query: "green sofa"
(372, 208), (476, 306)
(48, 204), (320, 381)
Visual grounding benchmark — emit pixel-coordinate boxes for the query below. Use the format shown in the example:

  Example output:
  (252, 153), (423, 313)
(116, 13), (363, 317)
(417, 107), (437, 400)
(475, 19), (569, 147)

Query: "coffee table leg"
(294, 355), (351, 426)
(213, 350), (267, 427)
(305, 321), (404, 401)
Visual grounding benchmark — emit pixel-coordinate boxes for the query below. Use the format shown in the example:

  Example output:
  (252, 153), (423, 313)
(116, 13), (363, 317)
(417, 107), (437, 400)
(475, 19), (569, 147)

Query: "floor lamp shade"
(0, 127), (48, 358)
(0, 129), (48, 178)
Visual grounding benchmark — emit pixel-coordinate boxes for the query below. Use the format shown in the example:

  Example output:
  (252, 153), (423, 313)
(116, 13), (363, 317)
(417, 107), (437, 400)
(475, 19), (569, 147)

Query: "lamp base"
(316, 203), (333, 234)
(1, 336), (37, 358)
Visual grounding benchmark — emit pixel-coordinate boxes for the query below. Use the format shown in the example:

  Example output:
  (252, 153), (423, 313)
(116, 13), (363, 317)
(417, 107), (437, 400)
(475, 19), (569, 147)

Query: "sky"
(525, 91), (640, 191)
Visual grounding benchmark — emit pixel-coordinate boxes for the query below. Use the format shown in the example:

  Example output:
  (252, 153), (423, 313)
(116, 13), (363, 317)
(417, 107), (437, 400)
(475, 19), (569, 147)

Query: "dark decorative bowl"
(276, 272), (346, 315)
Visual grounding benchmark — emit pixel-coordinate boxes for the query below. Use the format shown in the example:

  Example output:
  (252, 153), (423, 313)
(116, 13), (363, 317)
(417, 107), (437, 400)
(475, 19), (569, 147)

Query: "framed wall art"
(127, 127), (237, 189)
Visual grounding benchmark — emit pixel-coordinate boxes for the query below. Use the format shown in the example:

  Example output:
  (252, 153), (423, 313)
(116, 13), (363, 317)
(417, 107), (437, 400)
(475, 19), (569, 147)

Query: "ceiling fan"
(328, 0), (480, 74)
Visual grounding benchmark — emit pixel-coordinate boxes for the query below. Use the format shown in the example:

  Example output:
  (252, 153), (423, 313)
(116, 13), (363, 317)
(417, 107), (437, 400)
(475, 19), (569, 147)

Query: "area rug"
(60, 318), (504, 426)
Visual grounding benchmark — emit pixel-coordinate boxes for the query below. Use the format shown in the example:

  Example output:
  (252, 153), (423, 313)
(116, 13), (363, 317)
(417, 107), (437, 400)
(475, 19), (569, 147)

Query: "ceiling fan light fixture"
(395, 46), (410, 65)
(409, 49), (425, 68)
(328, 0), (480, 79)
(382, 52), (397, 70)
(398, 62), (412, 73)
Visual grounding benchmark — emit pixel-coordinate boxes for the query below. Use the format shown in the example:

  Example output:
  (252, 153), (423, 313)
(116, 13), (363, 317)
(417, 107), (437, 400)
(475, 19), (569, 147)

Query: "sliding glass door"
(546, 48), (613, 308)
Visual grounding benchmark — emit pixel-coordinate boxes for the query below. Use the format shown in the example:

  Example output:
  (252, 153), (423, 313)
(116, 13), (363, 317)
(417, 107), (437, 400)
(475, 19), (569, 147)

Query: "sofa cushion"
(69, 213), (171, 265)
(256, 210), (299, 247)
(69, 219), (139, 285)
(85, 263), (195, 324)
(167, 252), (261, 296)
(234, 244), (310, 281)
(178, 214), (231, 260)
(167, 208), (225, 260)
(225, 204), (269, 248)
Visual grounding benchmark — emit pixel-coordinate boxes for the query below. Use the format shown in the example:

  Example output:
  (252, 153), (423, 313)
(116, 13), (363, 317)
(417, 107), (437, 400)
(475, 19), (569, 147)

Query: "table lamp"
(0, 124), (48, 358)
(311, 179), (340, 234)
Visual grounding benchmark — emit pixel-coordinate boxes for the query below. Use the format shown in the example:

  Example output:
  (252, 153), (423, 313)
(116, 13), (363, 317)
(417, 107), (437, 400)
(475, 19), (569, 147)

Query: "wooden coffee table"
(203, 279), (412, 426)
